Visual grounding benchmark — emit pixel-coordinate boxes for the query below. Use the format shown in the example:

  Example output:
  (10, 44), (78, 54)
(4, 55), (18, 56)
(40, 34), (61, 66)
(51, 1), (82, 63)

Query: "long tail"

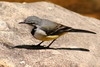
(68, 28), (96, 34)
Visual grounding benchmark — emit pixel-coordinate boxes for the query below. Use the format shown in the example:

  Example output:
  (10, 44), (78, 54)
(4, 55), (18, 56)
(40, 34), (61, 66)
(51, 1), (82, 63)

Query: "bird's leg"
(47, 39), (57, 48)
(36, 41), (44, 46)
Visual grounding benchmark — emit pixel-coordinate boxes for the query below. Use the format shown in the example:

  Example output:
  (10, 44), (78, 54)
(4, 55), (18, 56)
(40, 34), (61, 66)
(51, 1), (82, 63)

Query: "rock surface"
(0, 1), (100, 67)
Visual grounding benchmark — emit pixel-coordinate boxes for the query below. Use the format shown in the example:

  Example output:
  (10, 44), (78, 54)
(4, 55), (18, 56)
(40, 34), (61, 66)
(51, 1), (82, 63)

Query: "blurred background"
(0, 0), (100, 19)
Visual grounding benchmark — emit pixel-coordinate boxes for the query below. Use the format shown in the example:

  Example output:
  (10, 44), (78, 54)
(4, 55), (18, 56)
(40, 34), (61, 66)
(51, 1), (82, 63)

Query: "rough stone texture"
(0, 1), (100, 67)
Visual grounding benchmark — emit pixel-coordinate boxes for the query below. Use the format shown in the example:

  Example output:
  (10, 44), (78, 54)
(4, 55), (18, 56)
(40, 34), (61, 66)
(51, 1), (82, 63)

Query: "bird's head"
(19, 16), (41, 26)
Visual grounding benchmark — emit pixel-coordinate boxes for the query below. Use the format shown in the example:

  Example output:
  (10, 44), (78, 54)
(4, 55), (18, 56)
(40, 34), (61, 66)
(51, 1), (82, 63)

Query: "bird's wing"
(49, 25), (72, 35)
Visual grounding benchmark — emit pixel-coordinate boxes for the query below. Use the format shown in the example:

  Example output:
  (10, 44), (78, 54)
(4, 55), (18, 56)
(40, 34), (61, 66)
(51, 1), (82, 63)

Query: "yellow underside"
(38, 32), (67, 41)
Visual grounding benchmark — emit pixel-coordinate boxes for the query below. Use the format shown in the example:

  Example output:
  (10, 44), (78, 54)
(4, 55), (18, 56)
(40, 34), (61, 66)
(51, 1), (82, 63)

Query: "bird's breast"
(33, 29), (60, 41)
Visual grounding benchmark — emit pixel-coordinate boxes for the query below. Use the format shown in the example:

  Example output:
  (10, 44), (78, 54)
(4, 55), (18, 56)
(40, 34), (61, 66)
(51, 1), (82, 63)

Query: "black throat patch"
(31, 26), (37, 35)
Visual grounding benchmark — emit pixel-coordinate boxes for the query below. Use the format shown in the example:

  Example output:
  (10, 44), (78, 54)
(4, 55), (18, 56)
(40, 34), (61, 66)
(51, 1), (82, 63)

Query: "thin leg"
(37, 41), (44, 46)
(47, 39), (57, 48)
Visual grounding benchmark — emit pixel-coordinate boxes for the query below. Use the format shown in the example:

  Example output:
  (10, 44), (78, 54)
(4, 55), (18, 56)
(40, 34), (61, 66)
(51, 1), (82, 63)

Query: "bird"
(19, 16), (96, 48)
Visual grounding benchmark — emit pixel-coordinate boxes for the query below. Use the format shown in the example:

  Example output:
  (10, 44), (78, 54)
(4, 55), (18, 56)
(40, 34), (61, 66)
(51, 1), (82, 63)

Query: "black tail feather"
(68, 29), (96, 34)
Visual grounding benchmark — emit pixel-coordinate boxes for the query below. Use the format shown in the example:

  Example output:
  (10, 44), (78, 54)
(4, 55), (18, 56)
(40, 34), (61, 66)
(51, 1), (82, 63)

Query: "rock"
(0, 20), (9, 30)
(0, 1), (100, 67)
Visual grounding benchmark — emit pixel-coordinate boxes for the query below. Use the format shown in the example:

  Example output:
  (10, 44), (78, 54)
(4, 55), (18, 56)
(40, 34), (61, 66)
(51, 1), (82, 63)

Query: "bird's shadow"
(11, 44), (90, 52)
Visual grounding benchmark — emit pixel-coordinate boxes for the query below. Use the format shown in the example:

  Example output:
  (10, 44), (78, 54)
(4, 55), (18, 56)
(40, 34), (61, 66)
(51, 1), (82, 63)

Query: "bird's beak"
(19, 22), (25, 24)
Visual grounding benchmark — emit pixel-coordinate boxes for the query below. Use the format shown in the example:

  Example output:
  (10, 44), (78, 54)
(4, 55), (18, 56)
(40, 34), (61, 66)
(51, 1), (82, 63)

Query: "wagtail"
(19, 16), (96, 48)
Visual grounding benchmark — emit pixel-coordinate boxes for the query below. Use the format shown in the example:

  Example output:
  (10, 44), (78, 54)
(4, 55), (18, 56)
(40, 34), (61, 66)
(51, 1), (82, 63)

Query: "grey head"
(19, 16), (42, 26)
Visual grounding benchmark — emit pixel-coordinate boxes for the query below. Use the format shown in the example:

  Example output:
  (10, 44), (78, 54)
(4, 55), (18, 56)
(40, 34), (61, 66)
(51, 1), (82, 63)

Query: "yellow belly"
(36, 32), (67, 41)
(41, 35), (59, 41)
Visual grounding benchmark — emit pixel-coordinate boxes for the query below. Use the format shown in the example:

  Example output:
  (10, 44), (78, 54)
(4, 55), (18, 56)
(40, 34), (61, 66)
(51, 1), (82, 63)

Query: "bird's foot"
(45, 46), (50, 48)
(36, 44), (41, 47)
